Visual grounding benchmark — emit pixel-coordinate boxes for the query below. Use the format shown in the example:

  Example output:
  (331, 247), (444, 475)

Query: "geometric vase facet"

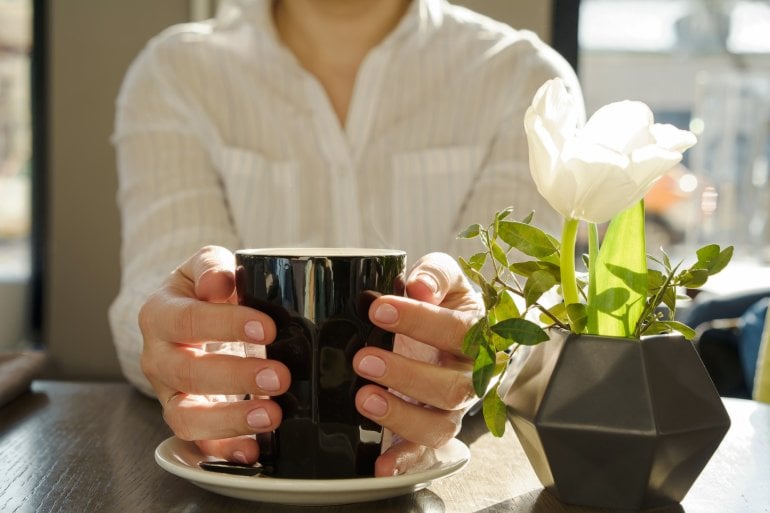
(500, 329), (731, 511)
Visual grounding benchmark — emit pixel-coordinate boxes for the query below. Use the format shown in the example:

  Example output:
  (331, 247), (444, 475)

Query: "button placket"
(304, 78), (363, 247)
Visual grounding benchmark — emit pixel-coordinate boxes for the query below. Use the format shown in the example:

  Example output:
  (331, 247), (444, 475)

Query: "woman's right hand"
(138, 245), (291, 464)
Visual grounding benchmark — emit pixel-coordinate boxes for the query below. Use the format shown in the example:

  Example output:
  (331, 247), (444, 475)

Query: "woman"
(110, 0), (582, 476)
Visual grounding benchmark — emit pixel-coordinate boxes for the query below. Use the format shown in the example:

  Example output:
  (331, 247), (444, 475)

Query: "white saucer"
(154, 436), (470, 505)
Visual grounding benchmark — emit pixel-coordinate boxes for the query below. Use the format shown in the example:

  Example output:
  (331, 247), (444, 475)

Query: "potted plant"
(458, 78), (733, 511)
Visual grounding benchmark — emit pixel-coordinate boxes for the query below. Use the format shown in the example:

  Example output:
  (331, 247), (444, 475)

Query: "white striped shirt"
(109, 0), (583, 394)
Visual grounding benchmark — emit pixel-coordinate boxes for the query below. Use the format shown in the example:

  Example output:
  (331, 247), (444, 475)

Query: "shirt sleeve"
(108, 38), (240, 395)
(448, 33), (585, 259)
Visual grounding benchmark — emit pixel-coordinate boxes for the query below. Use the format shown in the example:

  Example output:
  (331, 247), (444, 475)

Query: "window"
(0, 0), (32, 350)
(579, 0), (770, 261)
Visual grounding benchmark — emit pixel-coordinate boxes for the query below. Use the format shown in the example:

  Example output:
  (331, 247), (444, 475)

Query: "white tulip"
(524, 78), (697, 224)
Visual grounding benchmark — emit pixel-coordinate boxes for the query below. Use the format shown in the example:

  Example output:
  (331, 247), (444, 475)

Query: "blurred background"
(0, 0), (769, 382)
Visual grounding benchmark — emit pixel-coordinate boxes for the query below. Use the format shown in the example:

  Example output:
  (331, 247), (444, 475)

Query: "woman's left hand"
(353, 252), (483, 476)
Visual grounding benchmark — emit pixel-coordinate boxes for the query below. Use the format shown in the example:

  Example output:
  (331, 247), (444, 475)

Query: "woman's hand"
(353, 252), (483, 476)
(138, 245), (291, 464)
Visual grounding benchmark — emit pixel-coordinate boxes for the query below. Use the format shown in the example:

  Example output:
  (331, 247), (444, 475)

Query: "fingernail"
(256, 368), (280, 392)
(362, 394), (388, 417)
(247, 407), (271, 429)
(358, 355), (386, 378)
(374, 303), (399, 324)
(245, 320), (265, 341)
(233, 450), (249, 464)
(415, 273), (439, 294)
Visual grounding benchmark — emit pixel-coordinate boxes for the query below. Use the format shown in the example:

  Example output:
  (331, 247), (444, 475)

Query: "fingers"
(353, 348), (475, 411)
(163, 393), (282, 442)
(140, 294), (276, 346)
(368, 295), (475, 357)
(355, 385), (464, 449)
(357, 252), (481, 454)
(184, 245), (237, 302)
(196, 436), (260, 465)
(146, 345), (290, 396)
(374, 439), (427, 477)
(405, 252), (480, 311)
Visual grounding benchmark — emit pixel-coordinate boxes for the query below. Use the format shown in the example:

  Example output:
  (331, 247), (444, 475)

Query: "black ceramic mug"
(235, 248), (406, 479)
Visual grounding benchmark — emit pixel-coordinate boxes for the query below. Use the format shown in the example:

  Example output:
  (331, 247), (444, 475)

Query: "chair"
(679, 288), (770, 399)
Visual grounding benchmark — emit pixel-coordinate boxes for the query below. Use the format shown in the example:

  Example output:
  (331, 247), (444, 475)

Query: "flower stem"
(586, 222), (599, 333)
(561, 218), (580, 308)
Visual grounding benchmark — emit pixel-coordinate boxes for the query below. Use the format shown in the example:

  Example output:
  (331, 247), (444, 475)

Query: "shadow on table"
(472, 490), (685, 513)
(0, 391), (50, 432)
(161, 489), (446, 513)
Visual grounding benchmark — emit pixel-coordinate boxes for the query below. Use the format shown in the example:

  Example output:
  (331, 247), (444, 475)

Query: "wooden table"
(1, 381), (768, 513)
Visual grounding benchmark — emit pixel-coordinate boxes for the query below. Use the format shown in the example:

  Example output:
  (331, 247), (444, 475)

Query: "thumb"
(404, 252), (463, 306)
(183, 245), (237, 303)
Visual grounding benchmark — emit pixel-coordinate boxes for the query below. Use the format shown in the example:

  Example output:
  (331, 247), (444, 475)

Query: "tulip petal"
(630, 145), (684, 187)
(558, 140), (635, 222)
(582, 101), (655, 154)
(563, 158), (642, 223)
(650, 123), (698, 153)
(530, 78), (581, 149)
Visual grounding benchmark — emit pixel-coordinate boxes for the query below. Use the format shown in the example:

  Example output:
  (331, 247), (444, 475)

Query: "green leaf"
(663, 320), (697, 340)
(566, 303), (587, 333)
(468, 252), (487, 271)
(694, 245), (733, 275)
(494, 207), (515, 237)
(662, 249), (673, 273)
(490, 318), (549, 346)
(490, 239), (509, 268)
(712, 246), (734, 275)
(523, 269), (558, 307)
(520, 211), (535, 225)
(662, 286), (677, 314)
(496, 207), (515, 222)
(643, 320), (697, 340)
(481, 283), (499, 311)
(647, 268), (666, 291)
(581, 252), (590, 271)
(586, 201), (648, 337)
(509, 261), (561, 281)
(497, 221), (559, 259)
(491, 289), (520, 321)
(459, 260), (498, 310)
(482, 383), (507, 437)
(462, 319), (487, 360)
(458, 224), (482, 239)
(694, 244), (719, 267)
(472, 342), (496, 397)
(541, 302), (568, 325)
(458, 257), (478, 284)
(679, 268), (709, 288)
(479, 229), (490, 248)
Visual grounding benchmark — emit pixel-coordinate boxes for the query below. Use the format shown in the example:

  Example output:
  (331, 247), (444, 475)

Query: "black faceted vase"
(500, 329), (731, 511)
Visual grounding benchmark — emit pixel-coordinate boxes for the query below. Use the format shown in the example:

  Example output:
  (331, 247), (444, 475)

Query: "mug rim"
(235, 247), (406, 258)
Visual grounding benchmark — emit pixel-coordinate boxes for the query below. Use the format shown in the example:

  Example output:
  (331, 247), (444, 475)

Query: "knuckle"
(165, 408), (194, 441)
(137, 294), (159, 336)
(197, 245), (218, 259)
(444, 371), (476, 409)
(426, 414), (461, 449)
(415, 252), (457, 280)
(174, 301), (198, 342)
(168, 350), (195, 393)
(139, 350), (156, 381)
(447, 310), (471, 346)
